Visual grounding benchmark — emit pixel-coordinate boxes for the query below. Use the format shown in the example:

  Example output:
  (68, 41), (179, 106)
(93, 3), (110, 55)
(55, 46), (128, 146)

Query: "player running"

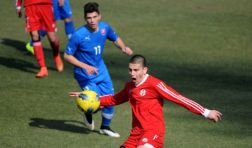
(70, 54), (222, 147)
(16, 0), (63, 78)
(25, 0), (75, 55)
(64, 2), (133, 137)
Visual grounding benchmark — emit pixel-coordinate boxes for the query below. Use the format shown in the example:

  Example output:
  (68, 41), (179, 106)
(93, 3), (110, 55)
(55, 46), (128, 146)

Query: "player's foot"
(35, 67), (48, 78)
(54, 55), (64, 72)
(99, 126), (120, 138)
(83, 114), (95, 130)
(26, 42), (34, 55)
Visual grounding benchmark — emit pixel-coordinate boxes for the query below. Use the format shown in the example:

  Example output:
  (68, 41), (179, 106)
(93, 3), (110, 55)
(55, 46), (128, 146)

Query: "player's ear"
(143, 67), (148, 74)
(98, 13), (101, 20)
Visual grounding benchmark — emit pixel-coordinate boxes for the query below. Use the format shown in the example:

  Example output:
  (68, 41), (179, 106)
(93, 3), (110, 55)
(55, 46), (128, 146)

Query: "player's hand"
(58, 0), (64, 7)
(16, 7), (22, 18)
(69, 92), (81, 97)
(123, 47), (133, 56)
(207, 110), (222, 122)
(85, 65), (98, 75)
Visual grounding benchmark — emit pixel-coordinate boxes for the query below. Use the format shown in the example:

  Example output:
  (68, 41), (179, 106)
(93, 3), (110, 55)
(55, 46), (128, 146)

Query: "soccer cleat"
(35, 67), (48, 78)
(26, 42), (34, 55)
(99, 126), (120, 138)
(54, 55), (64, 72)
(83, 115), (95, 130)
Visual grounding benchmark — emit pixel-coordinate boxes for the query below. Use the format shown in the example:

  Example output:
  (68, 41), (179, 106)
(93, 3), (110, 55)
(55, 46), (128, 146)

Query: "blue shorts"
(75, 69), (114, 96)
(53, 0), (72, 20)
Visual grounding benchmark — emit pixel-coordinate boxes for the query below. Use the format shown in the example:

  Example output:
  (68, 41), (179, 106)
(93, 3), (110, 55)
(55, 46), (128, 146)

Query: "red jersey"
(100, 74), (208, 133)
(16, 0), (52, 7)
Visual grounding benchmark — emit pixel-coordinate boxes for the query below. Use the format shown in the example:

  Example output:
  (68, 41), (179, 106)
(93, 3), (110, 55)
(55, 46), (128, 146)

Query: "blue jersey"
(65, 21), (118, 81)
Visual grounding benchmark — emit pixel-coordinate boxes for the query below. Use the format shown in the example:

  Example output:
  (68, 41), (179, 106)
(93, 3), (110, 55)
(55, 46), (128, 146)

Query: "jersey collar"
(135, 74), (149, 87)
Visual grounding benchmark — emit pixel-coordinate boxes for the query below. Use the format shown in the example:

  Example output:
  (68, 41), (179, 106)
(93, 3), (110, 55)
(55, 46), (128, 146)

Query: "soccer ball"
(76, 90), (100, 114)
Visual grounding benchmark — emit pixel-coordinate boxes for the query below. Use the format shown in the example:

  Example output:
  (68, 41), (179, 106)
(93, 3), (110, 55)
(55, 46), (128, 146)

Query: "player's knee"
(31, 33), (40, 42)
(47, 32), (58, 42)
(53, 37), (59, 45)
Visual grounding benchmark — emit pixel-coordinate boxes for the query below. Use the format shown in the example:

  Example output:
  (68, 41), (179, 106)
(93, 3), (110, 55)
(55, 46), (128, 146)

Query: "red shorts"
(121, 129), (164, 148)
(25, 4), (56, 32)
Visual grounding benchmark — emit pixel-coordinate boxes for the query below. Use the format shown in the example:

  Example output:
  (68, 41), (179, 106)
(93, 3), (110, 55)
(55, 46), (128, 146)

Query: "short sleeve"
(106, 24), (118, 42)
(64, 33), (79, 55)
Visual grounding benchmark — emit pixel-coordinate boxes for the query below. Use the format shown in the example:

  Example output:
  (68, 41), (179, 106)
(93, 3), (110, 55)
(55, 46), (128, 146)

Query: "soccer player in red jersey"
(70, 54), (222, 148)
(16, 0), (63, 78)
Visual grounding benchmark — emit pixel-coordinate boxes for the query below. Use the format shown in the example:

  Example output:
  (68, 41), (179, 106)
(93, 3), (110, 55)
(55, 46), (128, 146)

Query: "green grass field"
(0, 0), (252, 147)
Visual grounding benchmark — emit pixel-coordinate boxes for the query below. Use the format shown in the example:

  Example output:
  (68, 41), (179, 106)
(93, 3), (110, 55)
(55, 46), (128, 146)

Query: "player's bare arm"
(114, 37), (133, 55)
(64, 53), (98, 75)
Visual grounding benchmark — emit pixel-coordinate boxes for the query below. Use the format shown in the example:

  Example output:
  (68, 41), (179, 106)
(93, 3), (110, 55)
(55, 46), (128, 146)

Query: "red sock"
(33, 41), (46, 67)
(50, 39), (60, 57)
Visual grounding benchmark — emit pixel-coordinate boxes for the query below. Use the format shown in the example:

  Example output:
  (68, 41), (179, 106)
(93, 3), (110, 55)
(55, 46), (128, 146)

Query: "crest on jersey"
(140, 89), (146, 96)
(101, 28), (106, 36)
(142, 138), (148, 142)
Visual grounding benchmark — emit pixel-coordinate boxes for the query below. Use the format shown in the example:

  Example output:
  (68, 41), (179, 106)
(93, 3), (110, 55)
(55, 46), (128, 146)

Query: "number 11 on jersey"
(94, 45), (101, 55)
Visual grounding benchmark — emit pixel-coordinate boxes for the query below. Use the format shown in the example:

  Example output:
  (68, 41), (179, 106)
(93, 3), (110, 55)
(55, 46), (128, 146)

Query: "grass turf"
(0, 0), (251, 147)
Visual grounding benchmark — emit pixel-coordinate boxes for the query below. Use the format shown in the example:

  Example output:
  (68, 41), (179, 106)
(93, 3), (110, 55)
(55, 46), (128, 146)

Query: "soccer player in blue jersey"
(64, 2), (133, 137)
(26, 0), (75, 54)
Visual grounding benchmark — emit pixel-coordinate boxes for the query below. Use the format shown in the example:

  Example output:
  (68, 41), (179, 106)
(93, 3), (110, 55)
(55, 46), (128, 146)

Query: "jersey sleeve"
(64, 33), (79, 55)
(155, 80), (208, 116)
(106, 24), (118, 42)
(100, 84), (129, 106)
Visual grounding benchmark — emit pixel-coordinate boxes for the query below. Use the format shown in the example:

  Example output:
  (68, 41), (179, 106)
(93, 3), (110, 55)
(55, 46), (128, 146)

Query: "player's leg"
(120, 130), (141, 148)
(100, 106), (120, 137)
(40, 4), (63, 72)
(26, 29), (47, 55)
(98, 73), (120, 137)
(59, 0), (75, 39)
(30, 31), (48, 78)
(47, 32), (63, 72)
(25, 5), (48, 77)
(63, 18), (75, 39)
(77, 79), (99, 130)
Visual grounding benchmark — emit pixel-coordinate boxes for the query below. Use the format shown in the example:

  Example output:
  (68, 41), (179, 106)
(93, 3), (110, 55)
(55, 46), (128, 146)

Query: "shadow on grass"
(29, 118), (100, 135)
(1, 38), (27, 53)
(0, 56), (57, 74)
(1, 37), (64, 55)
(0, 38), (65, 73)
(0, 56), (37, 74)
(107, 55), (252, 90)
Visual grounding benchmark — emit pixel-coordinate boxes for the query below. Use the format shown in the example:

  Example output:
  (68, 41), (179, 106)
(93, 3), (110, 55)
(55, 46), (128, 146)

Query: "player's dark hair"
(129, 54), (147, 67)
(84, 2), (100, 18)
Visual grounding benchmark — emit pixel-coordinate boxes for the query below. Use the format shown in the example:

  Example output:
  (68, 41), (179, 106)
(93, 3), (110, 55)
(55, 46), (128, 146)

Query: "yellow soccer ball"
(76, 90), (100, 113)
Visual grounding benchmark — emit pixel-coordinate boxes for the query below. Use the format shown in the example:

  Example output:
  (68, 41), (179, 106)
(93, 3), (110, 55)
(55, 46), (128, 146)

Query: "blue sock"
(65, 21), (75, 39)
(101, 106), (114, 127)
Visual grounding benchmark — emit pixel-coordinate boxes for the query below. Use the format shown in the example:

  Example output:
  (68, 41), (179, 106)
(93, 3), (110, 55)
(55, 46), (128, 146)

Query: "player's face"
(85, 12), (101, 31)
(129, 63), (148, 84)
